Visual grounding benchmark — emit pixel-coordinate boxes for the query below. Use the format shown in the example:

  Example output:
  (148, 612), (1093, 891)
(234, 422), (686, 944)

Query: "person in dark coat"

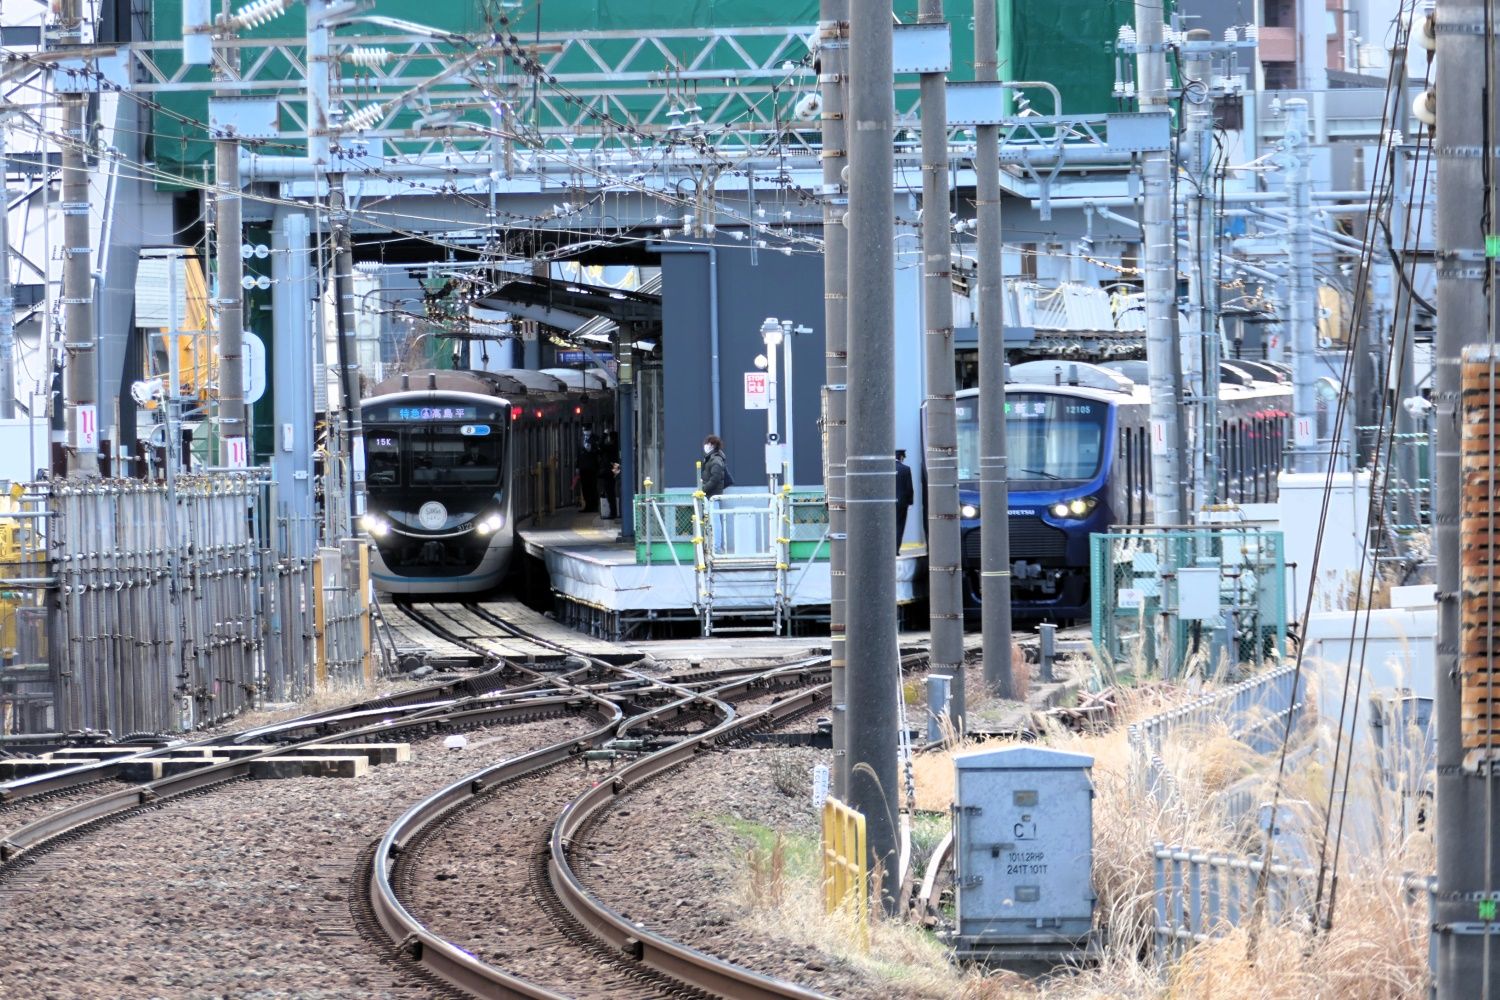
(700, 434), (729, 497)
(598, 430), (619, 519)
(576, 432), (600, 512)
(895, 448), (915, 547)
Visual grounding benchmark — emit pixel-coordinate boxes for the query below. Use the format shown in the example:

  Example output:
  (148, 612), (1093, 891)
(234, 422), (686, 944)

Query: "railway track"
(369, 601), (836, 1000)
(1, 601), (860, 998)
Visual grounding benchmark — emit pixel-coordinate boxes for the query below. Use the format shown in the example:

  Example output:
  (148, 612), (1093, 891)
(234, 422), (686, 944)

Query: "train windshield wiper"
(1017, 467), (1061, 480)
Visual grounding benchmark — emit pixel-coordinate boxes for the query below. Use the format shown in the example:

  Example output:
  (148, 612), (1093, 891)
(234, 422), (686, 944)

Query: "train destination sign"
(385, 406), (480, 421)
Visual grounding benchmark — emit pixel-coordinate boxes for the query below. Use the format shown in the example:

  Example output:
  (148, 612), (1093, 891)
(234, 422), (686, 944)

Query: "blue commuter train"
(951, 360), (1293, 621)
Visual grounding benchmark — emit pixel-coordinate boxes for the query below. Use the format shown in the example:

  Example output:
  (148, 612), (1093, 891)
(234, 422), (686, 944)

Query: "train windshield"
(365, 426), (504, 488)
(954, 392), (1109, 484)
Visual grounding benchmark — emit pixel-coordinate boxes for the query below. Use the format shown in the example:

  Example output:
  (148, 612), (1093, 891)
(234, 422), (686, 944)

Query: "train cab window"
(411, 427), (503, 486)
(368, 434), (401, 487)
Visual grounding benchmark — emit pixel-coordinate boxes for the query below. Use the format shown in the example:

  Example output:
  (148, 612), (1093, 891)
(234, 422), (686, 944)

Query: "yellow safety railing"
(820, 796), (869, 950)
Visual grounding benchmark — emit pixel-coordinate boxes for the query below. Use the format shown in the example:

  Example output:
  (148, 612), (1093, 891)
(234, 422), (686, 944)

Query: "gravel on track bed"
(0, 715), (591, 1000)
(402, 753), (678, 1000)
(579, 744), (942, 1000)
(0, 779), (133, 835)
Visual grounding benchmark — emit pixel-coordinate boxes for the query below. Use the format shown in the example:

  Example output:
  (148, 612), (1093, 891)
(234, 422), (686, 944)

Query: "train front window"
(367, 434), (401, 486)
(954, 393), (1108, 484)
(410, 427), (503, 486)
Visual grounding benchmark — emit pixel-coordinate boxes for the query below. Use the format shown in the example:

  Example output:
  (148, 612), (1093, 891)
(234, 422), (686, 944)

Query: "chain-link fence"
(1091, 526), (1287, 677)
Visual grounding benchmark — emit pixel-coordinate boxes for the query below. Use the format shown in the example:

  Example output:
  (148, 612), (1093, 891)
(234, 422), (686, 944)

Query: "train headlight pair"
(960, 503), (980, 519)
(1049, 497), (1097, 519)
(359, 513), (391, 537)
(476, 512), (504, 535)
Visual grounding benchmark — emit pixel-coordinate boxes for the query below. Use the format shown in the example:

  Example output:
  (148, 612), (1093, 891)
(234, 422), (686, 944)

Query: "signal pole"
(215, 24), (247, 468)
(844, 0), (900, 908)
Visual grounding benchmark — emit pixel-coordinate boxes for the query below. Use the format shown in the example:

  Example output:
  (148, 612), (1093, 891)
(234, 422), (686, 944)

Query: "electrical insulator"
(229, 0), (291, 31)
(1411, 89), (1436, 127)
(345, 103), (386, 132)
(344, 46), (394, 69)
(1117, 25), (1137, 46)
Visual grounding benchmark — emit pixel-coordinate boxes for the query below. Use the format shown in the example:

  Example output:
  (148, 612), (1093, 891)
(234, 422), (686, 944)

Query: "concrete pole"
(918, 0), (964, 729)
(818, 0), (851, 797)
(975, 0), (1014, 698)
(1137, 0), (1179, 522)
(1183, 33), (1217, 508)
(215, 135), (247, 466)
(844, 0), (900, 908)
(271, 208), (316, 558)
(330, 173), (365, 527)
(1284, 98), (1319, 473)
(0, 114), (15, 420)
(1434, 0), (1500, 990)
(60, 0), (98, 477)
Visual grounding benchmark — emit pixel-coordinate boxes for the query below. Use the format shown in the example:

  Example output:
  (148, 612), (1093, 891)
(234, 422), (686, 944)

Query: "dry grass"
(731, 671), (1433, 999)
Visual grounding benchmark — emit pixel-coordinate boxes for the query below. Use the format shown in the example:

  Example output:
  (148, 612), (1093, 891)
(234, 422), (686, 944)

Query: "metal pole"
(215, 134), (247, 466)
(762, 318), (782, 493)
(0, 114), (16, 420)
(1137, 0), (1180, 522)
(781, 320), (797, 485)
(271, 208), (316, 555)
(976, 0), (1014, 698)
(60, 0), (98, 477)
(919, 0), (964, 728)
(1434, 0), (1500, 990)
(1284, 98), (1319, 473)
(818, 0), (851, 798)
(845, 0), (900, 909)
(1183, 32), (1217, 508)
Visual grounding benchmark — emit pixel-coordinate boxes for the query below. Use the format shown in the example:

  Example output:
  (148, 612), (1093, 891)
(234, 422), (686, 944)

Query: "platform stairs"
(691, 492), (791, 635)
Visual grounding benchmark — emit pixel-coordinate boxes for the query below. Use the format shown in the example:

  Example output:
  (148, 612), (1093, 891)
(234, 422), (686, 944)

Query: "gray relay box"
(952, 745), (1096, 951)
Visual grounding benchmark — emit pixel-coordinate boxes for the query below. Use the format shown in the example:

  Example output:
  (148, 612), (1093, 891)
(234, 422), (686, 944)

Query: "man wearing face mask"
(700, 434), (730, 497)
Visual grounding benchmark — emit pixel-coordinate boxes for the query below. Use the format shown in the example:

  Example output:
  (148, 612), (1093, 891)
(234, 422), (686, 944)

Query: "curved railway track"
(369, 601), (837, 1000)
(1, 601), (872, 998)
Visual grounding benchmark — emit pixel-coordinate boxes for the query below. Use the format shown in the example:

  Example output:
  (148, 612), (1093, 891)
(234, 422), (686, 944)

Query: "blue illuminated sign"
(386, 405), (478, 421)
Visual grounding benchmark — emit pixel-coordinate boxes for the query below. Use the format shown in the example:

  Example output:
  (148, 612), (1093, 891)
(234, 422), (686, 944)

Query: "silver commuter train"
(361, 367), (612, 595)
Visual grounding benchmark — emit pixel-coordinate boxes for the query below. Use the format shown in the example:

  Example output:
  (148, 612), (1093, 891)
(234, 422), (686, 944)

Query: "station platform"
(517, 508), (926, 640)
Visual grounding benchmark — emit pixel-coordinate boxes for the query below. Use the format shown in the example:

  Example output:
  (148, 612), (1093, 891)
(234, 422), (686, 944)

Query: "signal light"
(511, 406), (522, 420)
(574, 405), (582, 415)
(534, 409), (543, 418)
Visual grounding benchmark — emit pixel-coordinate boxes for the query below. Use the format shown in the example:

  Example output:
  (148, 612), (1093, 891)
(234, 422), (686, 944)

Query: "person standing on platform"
(700, 434), (729, 497)
(598, 429), (619, 518)
(577, 431), (600, 512)
(895, 448), (914, 548)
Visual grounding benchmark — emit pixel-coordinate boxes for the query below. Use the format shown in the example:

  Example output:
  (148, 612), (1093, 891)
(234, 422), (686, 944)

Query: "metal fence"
(0, 476), (372, 738)
(1127, 662), (1305, 809)
(1153, 842), (1436, 966)
(1091, 526), (1287, 676)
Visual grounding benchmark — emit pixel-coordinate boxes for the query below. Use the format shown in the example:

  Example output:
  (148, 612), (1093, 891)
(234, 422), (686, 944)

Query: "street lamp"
(759, 317), (784, 491)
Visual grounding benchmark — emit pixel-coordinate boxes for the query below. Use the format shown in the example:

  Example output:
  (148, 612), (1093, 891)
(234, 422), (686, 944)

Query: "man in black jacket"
(895, 449), (914, 548)
(700, 435), (729, 497)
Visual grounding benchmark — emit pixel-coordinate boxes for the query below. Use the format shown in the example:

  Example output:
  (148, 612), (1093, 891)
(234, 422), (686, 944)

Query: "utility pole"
(215, 27), (247, 468)
(0, 112), (16, 420)
(818, 0), (850, 797)
(1182, 31), (1218, 508)
(844, 0), (900, 908)
(1284, 98), (1319, 473)
(975, 0), (1014, 698)
(330, 173), (365, 528)
(918, 0), (964, 727)
(1136, 0), (1179, 522)
(59, 0), (98, 477)
(1433, 0), (1500, 990)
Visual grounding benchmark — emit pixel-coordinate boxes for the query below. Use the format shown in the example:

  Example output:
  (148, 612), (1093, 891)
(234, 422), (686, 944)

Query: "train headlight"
(1050, 497), (1097, 519)
(359, 513), (390, 537)
(960, 503), (979, 519)
(476, 512), (504, 535)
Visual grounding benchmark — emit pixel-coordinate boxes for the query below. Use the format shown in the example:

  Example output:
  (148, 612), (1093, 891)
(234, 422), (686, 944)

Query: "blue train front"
(954, 385), (1116, 620)
(952, 362), (1291, 622)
